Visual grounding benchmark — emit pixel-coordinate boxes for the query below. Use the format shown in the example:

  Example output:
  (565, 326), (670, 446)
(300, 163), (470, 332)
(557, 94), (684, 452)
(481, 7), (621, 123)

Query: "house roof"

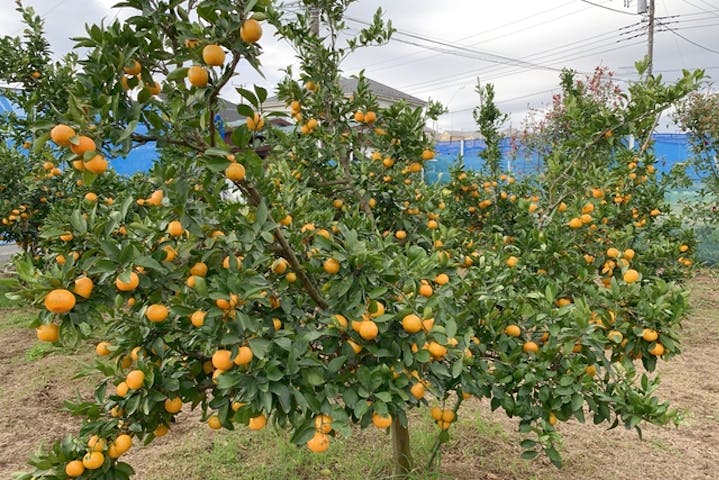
(263, 76), (426, 109)
(217, 97), (243, 124)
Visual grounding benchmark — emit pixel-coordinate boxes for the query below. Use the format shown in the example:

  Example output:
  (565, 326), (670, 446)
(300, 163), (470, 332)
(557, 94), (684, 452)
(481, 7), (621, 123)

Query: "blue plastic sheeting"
(424, 134), (700, 184)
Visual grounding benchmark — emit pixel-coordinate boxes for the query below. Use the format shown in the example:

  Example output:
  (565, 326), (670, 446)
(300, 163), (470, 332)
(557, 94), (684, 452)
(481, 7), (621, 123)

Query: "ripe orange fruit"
(82, 451), (104, 470)
(207, 415), (222, 430)
(358, 320), (379, 340)
(190, 310), (206, 328)
(418, 283), (433, 298)
(421, 149), (435, 160)
(167, 220), (184, 237)
(430, 406), (443, 421)
(623, 269), (640, 284)
(307, 431), (330, 452)
(84, 192), (98, 203)
(50, 124), (76, 147)
(427, 341), (447, 359)
(116, 272), (140, 291)
(70, 135), (96, 156)
(83, 154), (108, 174)
(95, 341), (111, 356)
(422, 318), (435, 332)
(212, 350), (234, 370)
(225, 162), (246, 181)
(368, 300), (385, 318)
(548, 412), (558, 426)
(65, 460), (85, 477)
(402, 314), (422, 334)
(190, 262), (208, 277)
(641, 328), (658, 342)
(623, 248), (636, 260)
(73, 276), (94, 299)
(36, 323), (59, 342)
(202, 44), (225, 66)
(272, 258), (289, 275)
(234, 346), (254, 366)
(434, 273), (449, 285)
(372, 412), (392, 429)
(154, 424), (169, 437)
(44, 289), (76, 314)
(145, 304), (169, 322)
(364, 111), (377, 124)
(147, 80), (162, 95)
(648, 343), (665, 356)
(314, 414), (333, 433)
(395, 230), (407, 240)
(347, 339), (362, 354)
(410, 382), (425, 400)
(241, 18), (263, 43)
(125, 369), (145, 390)
(441, 409), (455, 423)
(248, 413), (267, 430)
(323, 258), (340, 274)
(568, 217), (583, 229)
(164, 397), (183, 414)
(246, 112), (265, 131)
(607, 330), (624, 343)
(187, 65), (209, 87)
(116, 381), (129, 397)
(114, 434), (132, 454)
(505, 256), (519, 268)
(585, 365), (597, 377)
(523, 341), (539, 353)
(124, 59), (141, 75)
(504, 324), (521, 337)
(606, 247), (620, 258)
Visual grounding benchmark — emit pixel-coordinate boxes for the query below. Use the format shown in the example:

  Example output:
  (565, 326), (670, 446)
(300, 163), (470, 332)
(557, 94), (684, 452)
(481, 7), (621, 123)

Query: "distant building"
(262, 76), (426, 112)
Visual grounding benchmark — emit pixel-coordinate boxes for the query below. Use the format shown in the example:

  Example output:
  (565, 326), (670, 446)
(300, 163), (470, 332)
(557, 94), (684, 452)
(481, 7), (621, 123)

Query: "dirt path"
(0, 273), (717, 479)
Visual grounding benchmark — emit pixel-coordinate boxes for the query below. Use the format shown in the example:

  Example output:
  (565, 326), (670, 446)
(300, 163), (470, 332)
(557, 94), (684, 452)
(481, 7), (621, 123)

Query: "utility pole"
(647, 0), (655, 75)
(310, 7), (320, 36)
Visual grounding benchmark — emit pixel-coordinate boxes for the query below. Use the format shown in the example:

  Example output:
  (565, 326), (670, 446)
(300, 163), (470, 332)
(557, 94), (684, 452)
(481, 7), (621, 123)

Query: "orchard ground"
(0, 269), (717, 480)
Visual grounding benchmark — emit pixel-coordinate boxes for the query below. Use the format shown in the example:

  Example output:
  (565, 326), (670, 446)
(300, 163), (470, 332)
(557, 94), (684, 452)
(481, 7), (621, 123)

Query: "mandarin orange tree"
(6, 1), (704, 478)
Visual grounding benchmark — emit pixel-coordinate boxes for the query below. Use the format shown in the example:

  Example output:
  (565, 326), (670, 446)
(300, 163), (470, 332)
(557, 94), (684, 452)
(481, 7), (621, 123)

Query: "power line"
(578, 0), (639, 15)
(680, 0), (719, 18)
(658, 20), (719, 54)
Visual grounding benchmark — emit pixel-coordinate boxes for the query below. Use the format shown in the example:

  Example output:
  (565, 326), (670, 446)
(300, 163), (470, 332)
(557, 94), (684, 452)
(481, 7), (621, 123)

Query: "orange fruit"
(372, 412), (392, 429)
(50, 124), (76, 146)
(641, 328), (658, 342)
(207, 415), (222, 430)
(44, 289), (76, 314)
(225, 162), (246, 181)
(202, 44), (225, 66)
(234, 346), (254, 366)
(83, 154), (108, 174)
(314, 414), (333, 434)
(190, 310), (206, 327)
(623, 269), (640, 284)
(401, 314), (422, 334)
(441, 409), (455, 422)
(36, 323), (59, 342)
(167, 220), (184, 237)
(187, 65), (209, 87)
(73, 276), (94, 299)
(623, 249), (636, 260)
(421, 149), (435, 160)
(124, 59), (141, 75)
(418, 283), (433, 298)
(115, 381), (129, 397)
(146, 304), (169, 322)
(65, 460), (85, 477)
(125, 369), (145, 389)
(358, 320), (379, 340)
(548, 412), (558, 426)
(190, 262), (208, 277)
(410, 382), (425, 400)
(606, 247), (620, 258)
(427, 341), (447, 359)
(84, 192), (98, 203)
(306, 431), (330, 453)
(505, 256), (519, 268)
(87, 435), (105, 452)
(164, 397), (183, 414)
(368, 300), (385, 318)
(70, 135), (96, 156)
(430, 406), (443, 421)
(154, 424), (169, 437)
(347, 339), (362, 354)
(607, 330), (624, 343)
(504, 324), (521, 337)
(364, 111), (377, 123)
(147, 80), (162, 95)
(82, 451), (104, 470)
(241, 18), (263, 43)
(114, 434), (132, 454)
(95, 341), (111, 356)
(246, 113), (265, 131)
(212, 349), (234, 370)
(434, 273), (449, 285)
(116, 272), (140, 291)
(568, 217), (583, 229)
(248, 413), (267, 430)
(585, 365), (597, 377)
(422, 318), (435, 332)
(272, 258), (289, 275)
(648, 343), (665, 356)
(395, 230), (407, 240)
(523, 341), (539, 353)
(323, 258), (340, 274)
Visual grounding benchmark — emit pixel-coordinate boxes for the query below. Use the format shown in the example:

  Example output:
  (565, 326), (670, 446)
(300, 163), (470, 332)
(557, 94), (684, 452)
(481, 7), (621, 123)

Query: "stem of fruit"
(391, 418), (413, 477)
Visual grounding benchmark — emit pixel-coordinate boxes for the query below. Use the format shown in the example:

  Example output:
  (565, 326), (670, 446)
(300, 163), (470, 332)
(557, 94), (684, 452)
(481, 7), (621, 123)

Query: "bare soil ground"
(0, 273), (717, 480)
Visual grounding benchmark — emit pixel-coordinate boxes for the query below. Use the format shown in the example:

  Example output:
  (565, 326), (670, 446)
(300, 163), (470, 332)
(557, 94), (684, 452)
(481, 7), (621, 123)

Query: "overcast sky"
(1, 0), (718, 132)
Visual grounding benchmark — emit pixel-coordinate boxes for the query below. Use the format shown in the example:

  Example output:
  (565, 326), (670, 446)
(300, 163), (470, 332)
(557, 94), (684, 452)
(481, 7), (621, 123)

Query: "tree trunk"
(391, 418), (412, 477)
